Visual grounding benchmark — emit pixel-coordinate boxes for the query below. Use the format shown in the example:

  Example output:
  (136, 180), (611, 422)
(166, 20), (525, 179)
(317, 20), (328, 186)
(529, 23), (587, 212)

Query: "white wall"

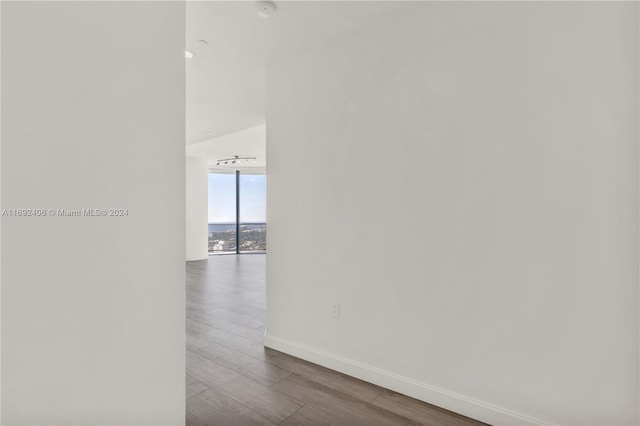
(1, 2), (185, 424)
(265, 2), (639, 425)
(186, 157), (209, 261)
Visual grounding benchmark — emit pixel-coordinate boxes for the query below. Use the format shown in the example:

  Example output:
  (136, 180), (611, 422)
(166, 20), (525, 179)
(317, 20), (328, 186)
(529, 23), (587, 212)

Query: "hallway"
(186, 255), (484, 425)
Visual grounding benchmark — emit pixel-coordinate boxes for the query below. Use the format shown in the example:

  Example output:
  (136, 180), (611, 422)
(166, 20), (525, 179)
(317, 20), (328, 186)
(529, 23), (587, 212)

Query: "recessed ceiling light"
(256, 1), (276, 18)
(185, 50), (195, 59)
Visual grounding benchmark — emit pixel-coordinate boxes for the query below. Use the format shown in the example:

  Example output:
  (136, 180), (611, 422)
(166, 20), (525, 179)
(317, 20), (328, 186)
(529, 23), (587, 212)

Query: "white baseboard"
(264, 333), (553, 426)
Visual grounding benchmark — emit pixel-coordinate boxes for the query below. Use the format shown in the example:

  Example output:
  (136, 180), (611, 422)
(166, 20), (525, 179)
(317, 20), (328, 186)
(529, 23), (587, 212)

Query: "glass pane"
(239, 174), (266, 252)
(208, 173), (236, 253)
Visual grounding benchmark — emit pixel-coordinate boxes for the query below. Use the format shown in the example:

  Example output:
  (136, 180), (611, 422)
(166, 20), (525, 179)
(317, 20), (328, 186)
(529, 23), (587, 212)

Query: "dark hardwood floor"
(186, 255), (485, 426)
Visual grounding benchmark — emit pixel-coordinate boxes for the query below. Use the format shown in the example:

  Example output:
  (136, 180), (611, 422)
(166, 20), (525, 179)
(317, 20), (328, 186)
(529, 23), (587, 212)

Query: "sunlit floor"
(186, 255), (484, 425)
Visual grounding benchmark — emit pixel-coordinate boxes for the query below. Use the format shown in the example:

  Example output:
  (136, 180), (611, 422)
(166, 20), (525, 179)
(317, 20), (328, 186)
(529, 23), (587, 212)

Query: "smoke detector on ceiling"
(256, 1), (276, 18)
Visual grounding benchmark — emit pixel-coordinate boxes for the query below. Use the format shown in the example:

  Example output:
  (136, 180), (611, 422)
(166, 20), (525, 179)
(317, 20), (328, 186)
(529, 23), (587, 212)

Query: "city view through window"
(208, 173), (266, 253)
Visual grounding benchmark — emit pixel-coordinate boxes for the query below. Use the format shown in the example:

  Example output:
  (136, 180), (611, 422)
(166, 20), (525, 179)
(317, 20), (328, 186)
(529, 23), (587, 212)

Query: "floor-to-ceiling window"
(208, 171), (266, 254)
(208, 172), (237, 253)
(239, 174), (266, 252)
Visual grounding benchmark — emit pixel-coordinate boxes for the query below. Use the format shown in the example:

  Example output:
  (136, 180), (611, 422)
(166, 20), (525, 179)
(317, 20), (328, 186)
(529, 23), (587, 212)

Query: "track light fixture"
(216, 155), (257, 167)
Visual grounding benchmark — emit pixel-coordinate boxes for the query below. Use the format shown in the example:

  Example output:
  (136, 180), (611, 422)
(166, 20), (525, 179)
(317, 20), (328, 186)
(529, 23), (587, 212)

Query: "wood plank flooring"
(186, 255), (486, 426)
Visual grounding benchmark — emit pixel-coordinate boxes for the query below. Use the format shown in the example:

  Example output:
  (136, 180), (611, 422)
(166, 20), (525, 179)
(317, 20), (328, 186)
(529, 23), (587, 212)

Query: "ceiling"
(186, 1), (268, 145)
(186, 123), (266, 171)
(185, 1), (409, 168)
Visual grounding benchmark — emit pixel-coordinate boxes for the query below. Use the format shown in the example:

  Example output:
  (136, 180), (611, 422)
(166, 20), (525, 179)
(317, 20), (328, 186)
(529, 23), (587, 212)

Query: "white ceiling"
(186, 1), (268, 145)
(185, 1), (409, 166)
(186, 123), (266, 171)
